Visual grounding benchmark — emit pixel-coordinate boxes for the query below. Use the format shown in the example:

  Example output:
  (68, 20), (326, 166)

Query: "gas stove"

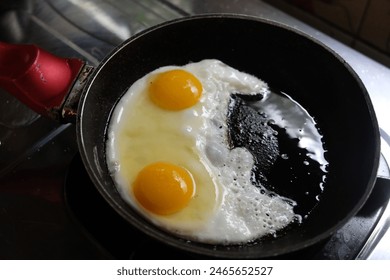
(1, 0), (389, 259)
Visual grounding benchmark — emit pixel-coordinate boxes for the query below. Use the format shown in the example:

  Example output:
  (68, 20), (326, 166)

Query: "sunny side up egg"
(106, 59), (299, 244)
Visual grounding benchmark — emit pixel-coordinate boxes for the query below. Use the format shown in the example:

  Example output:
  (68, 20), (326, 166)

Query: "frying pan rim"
(76, 13), (381, 258)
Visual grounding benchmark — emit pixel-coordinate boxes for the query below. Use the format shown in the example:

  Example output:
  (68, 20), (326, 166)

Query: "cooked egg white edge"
(185, 60), (298, 243)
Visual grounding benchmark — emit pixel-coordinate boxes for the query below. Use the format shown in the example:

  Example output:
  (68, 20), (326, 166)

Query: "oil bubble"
(281, 154), (289, 160)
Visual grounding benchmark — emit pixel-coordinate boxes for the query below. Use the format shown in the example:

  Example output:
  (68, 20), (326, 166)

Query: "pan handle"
(0, 42), (84, 120)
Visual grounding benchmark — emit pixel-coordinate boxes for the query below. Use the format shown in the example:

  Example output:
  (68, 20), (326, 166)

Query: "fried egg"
(106, 59), (299, 244)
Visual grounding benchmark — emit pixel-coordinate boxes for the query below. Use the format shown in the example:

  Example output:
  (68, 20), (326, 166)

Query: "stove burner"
(64, 154), (390, 259)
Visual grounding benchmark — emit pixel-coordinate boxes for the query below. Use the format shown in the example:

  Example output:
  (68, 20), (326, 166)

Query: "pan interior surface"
(77, 15), (380, 258)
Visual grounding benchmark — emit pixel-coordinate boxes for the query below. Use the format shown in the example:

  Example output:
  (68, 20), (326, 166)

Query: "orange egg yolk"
(149, 69), (202, 110)
(133, 162), (195, 215)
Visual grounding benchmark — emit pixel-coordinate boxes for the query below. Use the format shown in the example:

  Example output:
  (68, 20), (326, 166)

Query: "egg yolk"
(133, 162), (195, 215)
(149, 69), (202, 110)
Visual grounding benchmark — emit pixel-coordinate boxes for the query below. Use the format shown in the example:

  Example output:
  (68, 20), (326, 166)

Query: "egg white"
(106, 59), (298, 244)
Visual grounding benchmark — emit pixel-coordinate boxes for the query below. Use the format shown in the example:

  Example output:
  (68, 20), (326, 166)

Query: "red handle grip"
(0, 42), (84, 118)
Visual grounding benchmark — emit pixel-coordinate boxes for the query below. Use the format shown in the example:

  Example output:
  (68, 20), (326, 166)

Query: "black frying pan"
(2, 14), (381, 258)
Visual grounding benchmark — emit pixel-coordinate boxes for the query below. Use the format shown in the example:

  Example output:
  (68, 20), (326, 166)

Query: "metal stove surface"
(0, 0), (389, 259)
